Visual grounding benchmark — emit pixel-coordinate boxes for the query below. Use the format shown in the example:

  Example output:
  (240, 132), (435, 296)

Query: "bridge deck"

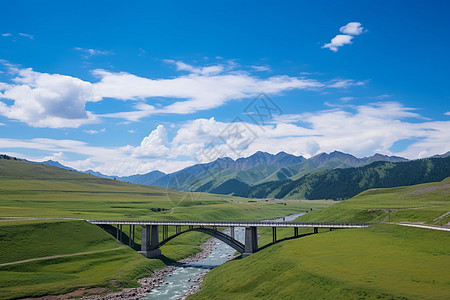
(87, 220), (372, 228)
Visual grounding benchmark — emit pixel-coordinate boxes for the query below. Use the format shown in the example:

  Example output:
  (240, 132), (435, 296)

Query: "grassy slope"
(0, 158), (335, 298)
(299, 176), (450, 225)
(0, 219), (162, 299)
(190, 178), (450, 300)
(191, 224), (450, 300)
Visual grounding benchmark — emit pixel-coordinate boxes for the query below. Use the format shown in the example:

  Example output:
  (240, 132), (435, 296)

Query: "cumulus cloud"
(0, 60), (364, 127)
(322, 34), (354, 52)
(323, 22), (366, 52)
(0, 67), (100, 128)
(340, 22), (365, 35)
(130, 125), (170, 157)
(118, 101), (449, 168)
(2, 101), (449, 175)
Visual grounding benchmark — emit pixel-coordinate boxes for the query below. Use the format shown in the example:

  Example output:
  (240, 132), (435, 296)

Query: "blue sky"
(0, 0), (449, 175)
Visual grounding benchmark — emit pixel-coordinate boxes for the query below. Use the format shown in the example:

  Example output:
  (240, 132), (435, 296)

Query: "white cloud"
(323, 22), (366, 52)
(371, 94), (392, 99)
(130, 125), (170, 157)
(1, 101), (449, 176)
(164, 59), (225, 76)
(340, 22), (365, 35)
(445, 112), (450, 116)
(93, 64), (324, 117)
(250, 65), (271, 72)
(322, 35), (354, 52)
(339, 96), (355, 102)
(328, 79), (365, 88)
(18, 33), (34, 39)
(127, 101), (449, 164)
(0, 67), (100, 128)
(43, 151), (65, 161)
(74, 47), (114, 56)
(84, 128), (106, 134)
(1, 33), (12, 37)
(0, 60), (364, 127)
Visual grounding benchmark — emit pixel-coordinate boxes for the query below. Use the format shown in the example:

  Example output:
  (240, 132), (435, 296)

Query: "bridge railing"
(87, 219), (373, 228)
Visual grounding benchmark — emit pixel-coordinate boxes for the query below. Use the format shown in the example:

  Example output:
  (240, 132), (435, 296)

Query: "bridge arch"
(159, 227), (245, 253)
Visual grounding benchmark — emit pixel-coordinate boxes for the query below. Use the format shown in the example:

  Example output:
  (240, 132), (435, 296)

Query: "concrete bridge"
(88, 220), (372, 258)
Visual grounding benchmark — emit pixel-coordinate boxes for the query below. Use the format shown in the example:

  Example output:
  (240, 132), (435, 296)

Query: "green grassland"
(298, 176), (450, 225)
(191, 224), (450, 300)
(0, 158), (334, 298)
(190, 178), (450, 299)
(0, 219), (162, 299)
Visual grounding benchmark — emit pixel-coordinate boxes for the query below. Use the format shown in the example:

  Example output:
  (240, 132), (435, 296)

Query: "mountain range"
(37, 150), (410, 192)
(7, 150), (450, 200)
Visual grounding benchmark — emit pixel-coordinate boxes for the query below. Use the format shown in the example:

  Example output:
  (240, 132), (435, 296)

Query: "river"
(141, 213), (304, 300)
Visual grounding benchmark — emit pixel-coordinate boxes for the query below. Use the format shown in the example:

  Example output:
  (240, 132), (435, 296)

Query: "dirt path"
(0, 246), (126, 266)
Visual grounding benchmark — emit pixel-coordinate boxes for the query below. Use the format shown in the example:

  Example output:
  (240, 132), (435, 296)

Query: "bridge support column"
(162, 225), (168, 240)
(294, 227), (299, 237)
(314, 227), (318, 234)
(272, 227), (277, 243)
(139, 225), (161, 258)
(243, 226), (258, 258)
(129, 225), (132, 246)
(230, 227), (234, 239)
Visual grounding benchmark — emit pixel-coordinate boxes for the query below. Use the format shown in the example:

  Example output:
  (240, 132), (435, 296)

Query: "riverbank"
(82, 238), (217, 300)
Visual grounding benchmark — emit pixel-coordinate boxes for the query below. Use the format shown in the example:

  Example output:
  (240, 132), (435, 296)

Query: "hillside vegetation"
(247, 156), (450, 200)
(191, 224), (450, 300)
(147, 151), (407, 196)
(299, 176), (450, 225)
(191, 178), (450, 300)
(0, 157), (333, 299)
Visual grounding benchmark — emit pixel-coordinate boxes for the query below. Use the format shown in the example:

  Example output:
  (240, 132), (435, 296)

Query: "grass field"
(190, 178), (450, 299)
(0, 219), (165, 299)
(298, 176), (450, 225)
(0, 158), (335, 298)
(191, 224), (450, 300)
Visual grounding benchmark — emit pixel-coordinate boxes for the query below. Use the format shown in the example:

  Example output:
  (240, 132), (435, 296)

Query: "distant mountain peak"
(40, 160), (78, 172)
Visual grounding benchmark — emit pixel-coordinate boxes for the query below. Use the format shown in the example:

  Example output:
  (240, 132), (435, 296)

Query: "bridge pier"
(139, 225), (161, 258)
(128, 225), (133, 246)
(272, 227), (277, 243)
(294, 227), (299, 237)
(243, 226), (258, 258)
(314, 227), (318, 234)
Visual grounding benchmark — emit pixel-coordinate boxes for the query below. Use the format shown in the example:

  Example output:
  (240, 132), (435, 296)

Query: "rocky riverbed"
(82, 238), (217, 300)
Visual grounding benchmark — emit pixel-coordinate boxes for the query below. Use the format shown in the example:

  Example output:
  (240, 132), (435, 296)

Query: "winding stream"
(141, 213), (304, 300)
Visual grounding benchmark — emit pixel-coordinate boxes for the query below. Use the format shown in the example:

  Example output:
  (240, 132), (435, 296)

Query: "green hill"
(190, 178), (450, 300)
(0, 156), (331, 299)
(247, 156), (450, 199)
(191, 224), (450, 300)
